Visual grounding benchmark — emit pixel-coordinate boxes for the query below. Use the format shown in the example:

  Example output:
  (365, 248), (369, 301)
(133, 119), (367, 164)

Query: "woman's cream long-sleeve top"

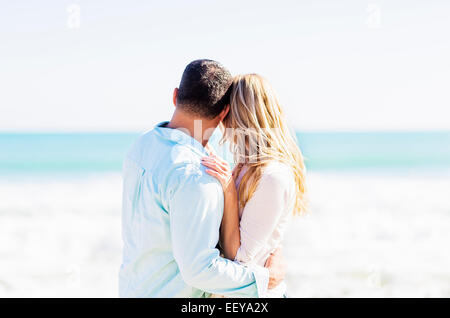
(234, 161), (296, 297)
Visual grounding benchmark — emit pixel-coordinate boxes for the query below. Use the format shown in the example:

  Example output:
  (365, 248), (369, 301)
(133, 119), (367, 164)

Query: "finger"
(205, 156), (228, 172)
(201, 160), (220, 170)
(210, 154), (227, 166)
(201, 158), (227, 174)
(205, 169), (221, 180)
(201, 159), (218, 169)
(201, 156), (216, 163)
(202, 154), (228, 169)
(201, 160), (227, 175)
(201, 156), (219, 164)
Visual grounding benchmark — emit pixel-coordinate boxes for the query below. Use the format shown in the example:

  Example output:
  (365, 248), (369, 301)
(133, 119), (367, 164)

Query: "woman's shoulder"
(250, 161), (296, 213)
(263, 161), (294, 178)
(260, 161), (295, 189)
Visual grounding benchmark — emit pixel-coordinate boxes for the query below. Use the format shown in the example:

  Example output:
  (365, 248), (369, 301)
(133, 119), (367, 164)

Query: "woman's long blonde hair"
(221, 74), (307, 215)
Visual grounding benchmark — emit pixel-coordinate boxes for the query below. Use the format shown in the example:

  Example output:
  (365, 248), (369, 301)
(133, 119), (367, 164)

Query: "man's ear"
(172, 88), (178, 107)
(218, 105), (230, 121)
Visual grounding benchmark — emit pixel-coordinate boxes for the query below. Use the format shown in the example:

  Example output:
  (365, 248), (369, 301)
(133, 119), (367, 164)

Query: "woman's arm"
(203, 157), (292, 266)
(201, 153), (240, 260)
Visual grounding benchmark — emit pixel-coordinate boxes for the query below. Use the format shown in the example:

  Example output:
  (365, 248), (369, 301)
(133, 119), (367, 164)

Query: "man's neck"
(166, 109), (218, 147)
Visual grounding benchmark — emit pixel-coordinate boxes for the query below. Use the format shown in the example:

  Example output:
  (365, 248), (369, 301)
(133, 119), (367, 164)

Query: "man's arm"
(169, 171), (268, 297)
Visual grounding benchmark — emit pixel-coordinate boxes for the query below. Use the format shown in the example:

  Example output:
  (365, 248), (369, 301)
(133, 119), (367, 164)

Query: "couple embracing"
(119, 59), (307, 298)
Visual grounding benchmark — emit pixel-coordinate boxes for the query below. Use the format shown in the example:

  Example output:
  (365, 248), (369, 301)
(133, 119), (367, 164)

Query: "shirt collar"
(153, 121), (207, 156)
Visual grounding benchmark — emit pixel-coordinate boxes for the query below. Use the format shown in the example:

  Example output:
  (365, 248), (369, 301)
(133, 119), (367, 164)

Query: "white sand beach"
(1, 171), (449, 297)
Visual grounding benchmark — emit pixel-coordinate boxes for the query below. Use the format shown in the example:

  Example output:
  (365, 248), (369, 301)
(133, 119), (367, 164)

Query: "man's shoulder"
(125, 127), (221, 191)
(167, 152), (222, 197)
(128, 129), (200, 163)
(125, 129), (158, 162)
(168, 156), (214, 189)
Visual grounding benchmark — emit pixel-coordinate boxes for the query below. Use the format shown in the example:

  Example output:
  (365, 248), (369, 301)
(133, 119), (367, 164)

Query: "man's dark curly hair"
(176, 59), (232, 119)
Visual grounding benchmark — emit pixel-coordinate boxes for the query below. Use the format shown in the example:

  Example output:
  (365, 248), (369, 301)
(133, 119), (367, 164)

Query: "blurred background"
(1, 0), (450, 297)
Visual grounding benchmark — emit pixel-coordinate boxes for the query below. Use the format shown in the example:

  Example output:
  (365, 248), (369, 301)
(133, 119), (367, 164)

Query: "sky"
(1, 0), (449, 132)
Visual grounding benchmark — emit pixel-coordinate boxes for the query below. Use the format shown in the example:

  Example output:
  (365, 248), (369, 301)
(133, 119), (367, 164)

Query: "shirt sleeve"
(168, 168), (269, 297)
(235, 169), (289, 264)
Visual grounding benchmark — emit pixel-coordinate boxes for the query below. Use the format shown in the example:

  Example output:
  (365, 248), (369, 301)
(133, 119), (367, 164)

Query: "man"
(119, 59), (284, 297)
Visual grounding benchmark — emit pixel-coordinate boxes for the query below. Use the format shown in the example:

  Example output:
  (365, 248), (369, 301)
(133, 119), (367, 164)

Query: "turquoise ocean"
(1, 131), (450, 175)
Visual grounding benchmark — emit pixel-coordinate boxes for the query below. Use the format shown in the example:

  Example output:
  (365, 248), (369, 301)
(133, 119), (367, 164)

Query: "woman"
(201, 74), (307, 297)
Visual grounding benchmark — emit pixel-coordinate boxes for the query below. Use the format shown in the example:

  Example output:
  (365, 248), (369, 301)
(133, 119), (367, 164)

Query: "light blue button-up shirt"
(119, 122), (268, 298)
